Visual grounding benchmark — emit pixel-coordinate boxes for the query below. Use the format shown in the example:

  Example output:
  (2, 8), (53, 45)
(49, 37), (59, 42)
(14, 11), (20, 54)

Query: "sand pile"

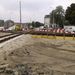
(0, 34), (75, 75)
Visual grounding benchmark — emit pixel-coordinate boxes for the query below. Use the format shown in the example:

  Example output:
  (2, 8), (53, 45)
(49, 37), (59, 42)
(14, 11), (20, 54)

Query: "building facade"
(14, 22), (29, 28)
(44, 15), (50, 28)
(44, 14), (57, 28)
(3, 19), (29, 28)
(0, 20), (4, 27)
(4, 20), (14, 28)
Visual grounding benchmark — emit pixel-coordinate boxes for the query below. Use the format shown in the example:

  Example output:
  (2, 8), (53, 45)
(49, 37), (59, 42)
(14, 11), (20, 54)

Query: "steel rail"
(0, 34), (22, 43)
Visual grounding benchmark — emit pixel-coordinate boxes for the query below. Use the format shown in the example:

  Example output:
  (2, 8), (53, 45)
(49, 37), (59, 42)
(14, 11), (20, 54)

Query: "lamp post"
(20, 1), (22, 27)
(53, 10), (54, 25)
(63, 17), (64, 28)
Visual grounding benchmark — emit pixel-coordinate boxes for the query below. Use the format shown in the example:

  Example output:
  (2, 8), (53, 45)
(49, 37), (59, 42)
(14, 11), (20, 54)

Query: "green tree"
(50, 5), (65, 28)
(31, 21), (44, 27)
(32, 21), (35, 27)
(35, 21), (44, 27)
(65, 3), (75, 25)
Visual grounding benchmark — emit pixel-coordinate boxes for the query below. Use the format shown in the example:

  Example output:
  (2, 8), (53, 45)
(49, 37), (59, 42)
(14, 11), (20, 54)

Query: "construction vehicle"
(8, 25), (22, 31)
(14, 25), (22, 31)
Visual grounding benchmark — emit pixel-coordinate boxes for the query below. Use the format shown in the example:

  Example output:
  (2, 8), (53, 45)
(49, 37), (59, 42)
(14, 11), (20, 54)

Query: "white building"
(44, 14), (57, 28)
(44, 15), (50, 28)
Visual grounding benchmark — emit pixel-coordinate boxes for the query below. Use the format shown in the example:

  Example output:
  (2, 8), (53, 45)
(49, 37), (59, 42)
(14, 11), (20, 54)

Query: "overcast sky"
(0, 0), (75, 23)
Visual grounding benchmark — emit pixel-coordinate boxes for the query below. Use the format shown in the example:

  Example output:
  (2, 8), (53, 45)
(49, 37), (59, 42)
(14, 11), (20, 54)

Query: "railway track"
(0, 33), (22, 43)
(1, 30), (75, 41)
(0, 30), (32, 44)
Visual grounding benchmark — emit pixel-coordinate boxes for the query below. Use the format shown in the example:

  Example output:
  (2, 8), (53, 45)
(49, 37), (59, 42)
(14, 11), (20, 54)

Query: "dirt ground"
(0, 32), (11, 36)
(0, 34), (75, 75)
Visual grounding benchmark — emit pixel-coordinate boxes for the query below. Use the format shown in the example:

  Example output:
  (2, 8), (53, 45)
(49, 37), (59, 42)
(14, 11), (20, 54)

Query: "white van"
(65, 27), (75, 32)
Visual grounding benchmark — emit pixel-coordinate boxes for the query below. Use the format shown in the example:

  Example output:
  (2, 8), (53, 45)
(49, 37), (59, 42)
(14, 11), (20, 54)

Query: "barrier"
(22, 28), (27, 31)
(31, 34), (75, 41)
(0, 29), (3, 31)
(37, 29), (75, 34)
(0, 29), (8, 31)
(17, 28), (75, 34)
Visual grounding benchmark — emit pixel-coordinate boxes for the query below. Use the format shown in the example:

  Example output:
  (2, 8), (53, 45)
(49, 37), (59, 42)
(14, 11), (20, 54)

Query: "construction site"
(0, 30), (75, 75)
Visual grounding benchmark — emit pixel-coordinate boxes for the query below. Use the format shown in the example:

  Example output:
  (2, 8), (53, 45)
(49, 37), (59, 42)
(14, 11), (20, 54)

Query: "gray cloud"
(0, 0), (19, 11)
(0, 0), (54, 12)
(0, 0), (75, 23)
(22, 0), (54, 12)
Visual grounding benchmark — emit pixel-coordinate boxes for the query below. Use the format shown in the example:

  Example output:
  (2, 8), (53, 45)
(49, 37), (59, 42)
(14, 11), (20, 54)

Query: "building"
(0, 20), (4, 27)
(44, 14), (57, 28)
(4, 20), (14, 28)
(4, 19), (29, 28)
(44, 15), (50, 28)
(14, 22), (29, 28)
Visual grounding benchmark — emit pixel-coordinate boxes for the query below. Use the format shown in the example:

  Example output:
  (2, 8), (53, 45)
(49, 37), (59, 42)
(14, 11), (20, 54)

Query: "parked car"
(65, 27), (75, 32)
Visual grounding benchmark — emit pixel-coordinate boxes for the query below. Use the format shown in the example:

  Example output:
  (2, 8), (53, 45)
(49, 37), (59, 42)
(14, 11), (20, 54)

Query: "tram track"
(1, 30), (75, 41)
(0, 33), (22, 43)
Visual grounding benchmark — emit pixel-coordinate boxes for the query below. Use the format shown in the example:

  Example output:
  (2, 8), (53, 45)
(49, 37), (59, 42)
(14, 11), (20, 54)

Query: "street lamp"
(20, 1), (22, 27)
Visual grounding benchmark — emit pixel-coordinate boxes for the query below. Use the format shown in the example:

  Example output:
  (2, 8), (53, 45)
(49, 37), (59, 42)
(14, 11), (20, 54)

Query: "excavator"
(14, 25), (22, 31)
(8, 25), (22, 31)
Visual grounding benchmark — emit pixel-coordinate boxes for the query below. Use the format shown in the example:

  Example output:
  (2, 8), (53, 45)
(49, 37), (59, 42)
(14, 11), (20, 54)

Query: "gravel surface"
(0, 34), (75, 75)
(0, 32), (11, 36)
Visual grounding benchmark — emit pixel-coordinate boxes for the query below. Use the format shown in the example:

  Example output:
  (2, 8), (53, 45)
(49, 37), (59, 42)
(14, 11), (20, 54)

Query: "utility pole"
(33, 14), (35, 27)
(20, 1), (22, 27)
(53, 10), (54, 25)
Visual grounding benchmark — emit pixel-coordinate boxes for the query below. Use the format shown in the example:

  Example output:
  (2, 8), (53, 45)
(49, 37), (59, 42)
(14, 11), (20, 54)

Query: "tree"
(35, 21), (44, 27)
(32, 21), (35, 27)
(31, 21), (44, 27)
(65, 3), (75, 25)
(50, 5), (65, 28)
